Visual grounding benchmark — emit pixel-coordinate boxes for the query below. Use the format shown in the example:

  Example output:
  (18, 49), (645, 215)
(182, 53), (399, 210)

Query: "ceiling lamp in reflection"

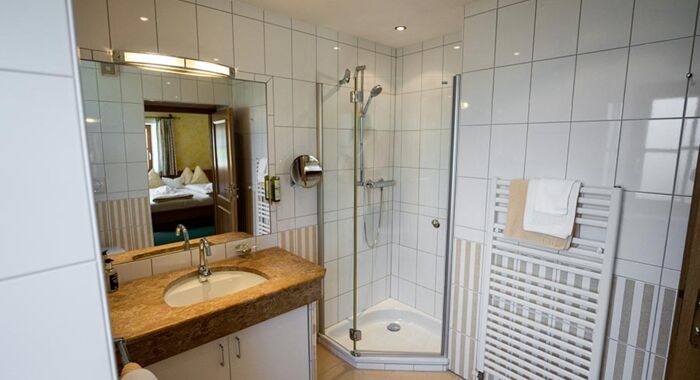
(114, 51), (232, 78)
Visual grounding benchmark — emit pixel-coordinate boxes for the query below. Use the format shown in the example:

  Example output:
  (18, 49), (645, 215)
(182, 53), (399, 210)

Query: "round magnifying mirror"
(290, 155), (323, 188)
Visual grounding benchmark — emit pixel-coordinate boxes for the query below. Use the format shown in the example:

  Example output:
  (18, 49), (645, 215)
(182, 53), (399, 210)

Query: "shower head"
(361, 85), (383, 115)
(339, 68), (351, 84)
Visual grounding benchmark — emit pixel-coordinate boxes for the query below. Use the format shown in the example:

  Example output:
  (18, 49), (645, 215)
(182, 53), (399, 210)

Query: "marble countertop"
(108, 248), (325, 366)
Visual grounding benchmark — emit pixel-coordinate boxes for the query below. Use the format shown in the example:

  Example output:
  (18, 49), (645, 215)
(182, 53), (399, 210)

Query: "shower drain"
(387, 322), (401, 332)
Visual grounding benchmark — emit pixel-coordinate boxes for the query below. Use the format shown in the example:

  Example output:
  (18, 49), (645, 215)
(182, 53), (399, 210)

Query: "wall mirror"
(79, 60), (271, 253)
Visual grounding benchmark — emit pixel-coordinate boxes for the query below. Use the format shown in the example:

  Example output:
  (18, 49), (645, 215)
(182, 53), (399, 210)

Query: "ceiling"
(243, 0), (467, 48)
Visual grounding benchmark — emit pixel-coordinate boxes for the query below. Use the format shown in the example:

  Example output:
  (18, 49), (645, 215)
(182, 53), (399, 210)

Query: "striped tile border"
(95, 196), (153, 251)
(279, 225), (318, 264)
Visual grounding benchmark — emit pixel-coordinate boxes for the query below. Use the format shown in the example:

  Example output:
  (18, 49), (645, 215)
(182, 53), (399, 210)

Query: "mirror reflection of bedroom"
(145, 109), (217, 245)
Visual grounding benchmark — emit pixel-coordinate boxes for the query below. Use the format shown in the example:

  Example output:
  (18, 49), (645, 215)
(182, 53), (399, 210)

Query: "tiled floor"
(317, 344), (462, 380)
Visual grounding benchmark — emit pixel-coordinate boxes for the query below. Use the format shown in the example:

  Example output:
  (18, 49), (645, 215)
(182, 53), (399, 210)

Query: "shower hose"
(363, 184), (383, 248)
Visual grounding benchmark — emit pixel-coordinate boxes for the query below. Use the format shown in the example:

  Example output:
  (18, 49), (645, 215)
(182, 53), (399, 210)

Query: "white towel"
(523, 178), (581, 239)
(185, 183), (213, 195)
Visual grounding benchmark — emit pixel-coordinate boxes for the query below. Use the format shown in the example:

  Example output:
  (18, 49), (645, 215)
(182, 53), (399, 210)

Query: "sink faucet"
(198, 237), (212, 282)
(175, 224), (190, 250)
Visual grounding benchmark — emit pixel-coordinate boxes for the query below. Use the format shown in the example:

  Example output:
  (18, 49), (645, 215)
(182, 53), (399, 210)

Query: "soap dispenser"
(104, 258), (119, 293)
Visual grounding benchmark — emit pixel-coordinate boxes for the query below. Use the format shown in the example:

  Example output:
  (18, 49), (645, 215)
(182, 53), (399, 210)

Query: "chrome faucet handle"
(200, 237), (212, 257)
(175, 224), (190, 250)
(198, 238), (212, 282)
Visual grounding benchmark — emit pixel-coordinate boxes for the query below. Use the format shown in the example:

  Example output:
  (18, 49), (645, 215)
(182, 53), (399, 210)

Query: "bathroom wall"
(0, 0), (116, 378)
(452, 0), (700, 378)
(73, 0), (396, 262)
(391, 36), (463, 321)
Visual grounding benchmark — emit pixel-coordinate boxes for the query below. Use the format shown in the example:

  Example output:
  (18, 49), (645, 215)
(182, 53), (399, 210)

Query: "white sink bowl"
(164, 270), (267, 307)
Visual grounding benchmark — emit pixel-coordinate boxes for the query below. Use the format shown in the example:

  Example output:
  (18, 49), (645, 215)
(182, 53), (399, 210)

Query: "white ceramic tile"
(0, 263), (113, 378)
(233, 15), (265, 73)
(489, 124), (527, 178)
(97, 72), (121, 102)
(122, 103), (145, 133)
(567, 121), (620, 186)
(120, 73), (143, 104)
(401, 131), (420, 167)
(273, 77), (293, 126)
(525, 122), (570, 178)
(631, 0), (698, 45)
(460, 69), (493, 125)
(617, 191), (672, 267)
(415, 286), (436, 316)
(675, 118), (700, 196)
(265, 23), (292, 77)
(578, 0), (634, 53)
(196, 6), (234, 67)
(572, 48), (628, 121)
(86, 133), (103, 164)
(115, 259), (153, 283)
(197, 79), (214, 104)
(293, 127), (316, 156)
(417, 215), (438, 254)
(529, 56), (575, 122)
(127, 162), (148, 190)
(398, 278), (417, 306)
(292, 80), (316, 127)
(420, 89), (442, 130)
(616, 119), (682, 193)
(338, 255), (353, 294)
(533, 0), (580, 60)
(105, 163), (129, 193)
(102, 133), (126, 163)
(664, 196), (691, 270)
(465, 0), (498, 16)
(419, 169), (440, 208)
(492, 63), (531, 124)
(99, 102), (124, 132)
(108, 0), (158, 52)
(419, 130), (441, 169)
(443, 44), (463, 80)
(398, 245), (418, 281)
(403, 52), (423, 92)
(454, 177), (488, 230)
(463, 10), (497, 73)
(156, 0), (197, 58)
(274, 127), (294, 171)
(624, 38), (693, 119)
(661, 268), (681, 289)
(495, 0), (536, 66)
(276, 173), (295, 219)
(401, 168), (420, 205)
(324, 260), (338, 298)
(400, 92), (420, 131)
(292, 31), (316, 81)
(83, 101), (101, 132)
(613, 259), (662, 283)
(162, 75), (181, 102)
(142, 74), (163, 101)
(422, 47), (443, 90)
(457, 125), (491, 178)
(79, 68), (98, 101)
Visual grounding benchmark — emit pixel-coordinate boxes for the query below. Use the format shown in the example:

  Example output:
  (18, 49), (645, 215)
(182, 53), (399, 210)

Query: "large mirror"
(79, 60), (270, 252)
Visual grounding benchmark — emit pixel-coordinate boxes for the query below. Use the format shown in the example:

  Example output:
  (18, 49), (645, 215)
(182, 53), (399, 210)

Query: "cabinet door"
(146, 337), (229, 380)
(229, 306), (310, 380)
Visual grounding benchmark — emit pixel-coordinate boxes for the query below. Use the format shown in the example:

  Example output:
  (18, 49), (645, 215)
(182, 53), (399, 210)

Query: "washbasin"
(164, 270), (267, 307)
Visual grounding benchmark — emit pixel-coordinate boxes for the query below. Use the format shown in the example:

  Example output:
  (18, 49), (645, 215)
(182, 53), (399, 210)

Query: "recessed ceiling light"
(139, 16), (149, 21)
(333, 46), (339, 50)
(453, 45), (461, 50)
(394, 25), (407, 31)
(213, 58), (219, 62)
(513, 52), (520, 56)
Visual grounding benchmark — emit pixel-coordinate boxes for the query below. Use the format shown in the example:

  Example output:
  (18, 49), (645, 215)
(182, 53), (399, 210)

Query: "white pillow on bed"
(180, 167), (193, 184)
(190, 166), (210, 184)
(162, 176), (185, 189)
(148, 169), (164, 189)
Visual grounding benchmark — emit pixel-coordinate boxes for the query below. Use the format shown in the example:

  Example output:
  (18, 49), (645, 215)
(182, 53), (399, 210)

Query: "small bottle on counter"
(104, 258), (119, 293)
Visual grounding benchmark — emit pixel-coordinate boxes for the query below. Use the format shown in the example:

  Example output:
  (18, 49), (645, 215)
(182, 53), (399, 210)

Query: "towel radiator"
(477, 179), (622, 380)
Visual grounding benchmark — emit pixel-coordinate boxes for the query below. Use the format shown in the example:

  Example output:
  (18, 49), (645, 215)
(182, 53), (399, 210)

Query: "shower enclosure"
(316, 57), (462, 369)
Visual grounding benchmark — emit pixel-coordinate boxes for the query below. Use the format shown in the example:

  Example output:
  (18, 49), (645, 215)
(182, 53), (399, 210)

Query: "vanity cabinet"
(228, 306), (310, 380)
(147, 337), (229, 380)
(145, 306), (311, 380)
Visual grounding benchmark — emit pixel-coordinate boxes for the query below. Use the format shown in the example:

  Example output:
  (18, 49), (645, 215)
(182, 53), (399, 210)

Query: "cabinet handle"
(234, 336), (241, 359)
(218, 343), (225, 367)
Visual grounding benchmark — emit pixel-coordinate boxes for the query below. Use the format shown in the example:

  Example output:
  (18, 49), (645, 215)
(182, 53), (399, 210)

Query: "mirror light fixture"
(114, 51), (233, 78)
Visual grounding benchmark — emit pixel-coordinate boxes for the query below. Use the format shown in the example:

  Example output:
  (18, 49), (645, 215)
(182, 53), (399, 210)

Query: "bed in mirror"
(79, 59), (271, 253)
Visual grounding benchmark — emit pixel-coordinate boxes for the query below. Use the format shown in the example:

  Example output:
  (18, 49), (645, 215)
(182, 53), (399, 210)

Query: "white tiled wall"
(391, 34), (463, 320)
(456, 0), (698, 378)
(0, 0), (115, 378)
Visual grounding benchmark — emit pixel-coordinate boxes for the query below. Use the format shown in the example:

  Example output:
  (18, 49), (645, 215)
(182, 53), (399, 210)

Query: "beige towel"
(504, 179), (572, 250)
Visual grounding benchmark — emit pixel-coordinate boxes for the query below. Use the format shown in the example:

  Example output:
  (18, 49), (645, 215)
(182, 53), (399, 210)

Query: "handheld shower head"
(361, 85), (383, 115)
(339, 68), (351, 84)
